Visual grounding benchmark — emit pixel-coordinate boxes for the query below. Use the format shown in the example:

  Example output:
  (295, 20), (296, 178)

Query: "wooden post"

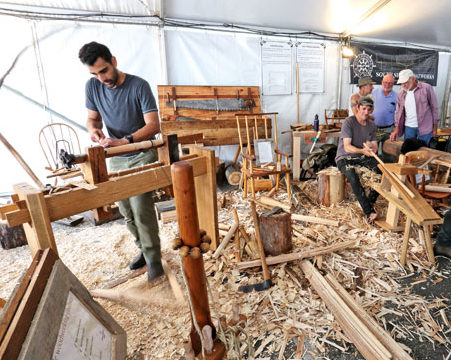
(13, 183), (58, 258)
(190, 147), (219, 250)
(82, 146), (113, 223)
(171, 162), (225, 359)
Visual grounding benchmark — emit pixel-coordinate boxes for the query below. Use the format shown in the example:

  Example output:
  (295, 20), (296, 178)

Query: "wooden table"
(292, 129), (341, 181)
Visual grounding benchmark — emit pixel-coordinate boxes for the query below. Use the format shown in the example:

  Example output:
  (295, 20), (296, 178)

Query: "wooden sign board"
(158, 85), (268, 145)
(0, 249), (126, 359)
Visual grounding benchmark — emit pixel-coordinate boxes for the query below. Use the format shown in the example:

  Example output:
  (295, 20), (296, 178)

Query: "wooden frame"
(1, 147), (219, 254)
(0, 249), (126, 359)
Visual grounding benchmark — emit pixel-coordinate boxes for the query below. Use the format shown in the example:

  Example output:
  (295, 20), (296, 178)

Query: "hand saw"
(166, 98), (251, 111)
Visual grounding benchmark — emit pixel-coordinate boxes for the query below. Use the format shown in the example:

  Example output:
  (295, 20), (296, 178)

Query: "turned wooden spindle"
(171, 161), (225, 358)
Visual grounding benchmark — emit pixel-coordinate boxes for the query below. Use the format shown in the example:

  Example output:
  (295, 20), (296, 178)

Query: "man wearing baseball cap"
(389, 69), (439, 145)
(350, 76), (376, 115)
(336, 96), (381, 222)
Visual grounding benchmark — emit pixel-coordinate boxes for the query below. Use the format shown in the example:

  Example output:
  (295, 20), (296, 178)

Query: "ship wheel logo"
(352, 51), (376, 78)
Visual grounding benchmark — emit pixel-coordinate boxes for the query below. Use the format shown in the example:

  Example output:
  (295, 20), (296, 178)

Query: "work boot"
(129, 252), (146, 270)
(434, 244), (451, 258)
(147, 261), (164, 283)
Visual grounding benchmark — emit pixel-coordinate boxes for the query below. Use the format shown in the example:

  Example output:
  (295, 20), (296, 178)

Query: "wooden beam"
(237, 240), (355, 270)
(300, 260), (392, 360)
(13, 183), (58, 257)
(325, 274), (413, 360)
(6, 157), (207, 227)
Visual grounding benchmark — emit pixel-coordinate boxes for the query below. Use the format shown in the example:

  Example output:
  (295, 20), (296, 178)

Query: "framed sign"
(0, 249), (126, 359)
(254, 139), (275, 165)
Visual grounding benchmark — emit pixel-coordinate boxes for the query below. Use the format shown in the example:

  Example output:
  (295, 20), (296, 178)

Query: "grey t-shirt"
(335, 115), (377, 162)
(85, 74), (157, 139)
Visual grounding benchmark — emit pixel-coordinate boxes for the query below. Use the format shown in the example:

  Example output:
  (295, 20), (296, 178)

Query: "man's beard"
(104, 69), (119, 88)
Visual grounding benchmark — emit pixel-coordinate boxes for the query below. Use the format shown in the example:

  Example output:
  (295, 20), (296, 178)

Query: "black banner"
(349, 43), (438, 86)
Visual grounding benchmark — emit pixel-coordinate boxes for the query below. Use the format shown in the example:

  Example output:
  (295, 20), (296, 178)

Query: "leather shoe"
(433, 244), (451, 258)
(129, 252), (146, 270)
(147, 261), (164, 283)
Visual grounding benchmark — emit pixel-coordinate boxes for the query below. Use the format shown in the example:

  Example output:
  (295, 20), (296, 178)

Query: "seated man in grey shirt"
(335, 97), (381, 222)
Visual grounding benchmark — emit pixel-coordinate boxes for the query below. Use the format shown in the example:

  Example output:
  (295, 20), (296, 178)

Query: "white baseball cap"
(397, 69), (415, 84)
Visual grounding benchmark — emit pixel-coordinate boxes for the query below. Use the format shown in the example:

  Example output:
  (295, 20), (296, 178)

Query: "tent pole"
(336, 45), (343, 109)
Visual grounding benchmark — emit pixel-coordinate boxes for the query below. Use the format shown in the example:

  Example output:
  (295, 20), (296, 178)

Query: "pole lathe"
(171, 161), (225, 359)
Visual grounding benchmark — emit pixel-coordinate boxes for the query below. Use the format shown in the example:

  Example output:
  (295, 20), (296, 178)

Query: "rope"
(178, 237), (255, 359)
(180, 257), (206, 360)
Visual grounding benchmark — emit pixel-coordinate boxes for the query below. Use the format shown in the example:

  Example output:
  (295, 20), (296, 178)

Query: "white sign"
(261, 41), (292, 95)
(53, 292), (113, 360)
(297, 43), (325, 93)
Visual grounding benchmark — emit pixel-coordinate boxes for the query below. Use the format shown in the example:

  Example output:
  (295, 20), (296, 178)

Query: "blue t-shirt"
(85, 74), (157, 139)
(371, 88), (397, 127)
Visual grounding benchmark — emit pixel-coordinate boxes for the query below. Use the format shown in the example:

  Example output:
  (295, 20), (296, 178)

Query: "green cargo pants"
(109, 149), (161, 263)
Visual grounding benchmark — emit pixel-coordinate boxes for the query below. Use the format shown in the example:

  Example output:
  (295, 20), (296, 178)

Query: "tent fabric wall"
(0, 19), (163, 193)
(1, 6), (451, 192)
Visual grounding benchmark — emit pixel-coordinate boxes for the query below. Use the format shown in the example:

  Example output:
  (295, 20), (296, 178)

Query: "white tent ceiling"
(2, 0), (451, 49)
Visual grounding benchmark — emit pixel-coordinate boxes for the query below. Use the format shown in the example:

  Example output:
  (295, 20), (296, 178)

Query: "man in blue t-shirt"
(372, 74), (397, 132)
(79, 42), (163, 283)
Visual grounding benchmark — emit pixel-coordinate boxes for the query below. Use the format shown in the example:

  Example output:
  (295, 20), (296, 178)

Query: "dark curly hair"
(78, 42), (113, 66)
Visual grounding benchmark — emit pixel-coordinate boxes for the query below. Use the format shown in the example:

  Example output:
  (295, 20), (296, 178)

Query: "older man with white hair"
(389, 69), (439, 145)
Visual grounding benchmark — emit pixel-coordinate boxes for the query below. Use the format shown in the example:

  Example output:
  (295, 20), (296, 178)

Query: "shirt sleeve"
(85, 80), (98, 111)
(426, 84), (440, 125)
(341, 118), (353, 139)
(138, 81), (158, 114)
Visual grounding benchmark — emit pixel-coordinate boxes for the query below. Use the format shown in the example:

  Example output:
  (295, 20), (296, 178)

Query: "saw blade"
(167, 98), (249, 111)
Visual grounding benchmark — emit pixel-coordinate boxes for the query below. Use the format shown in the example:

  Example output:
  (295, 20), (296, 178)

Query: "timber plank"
(6, 157), (207, 226)
(0, 248), (58, 359)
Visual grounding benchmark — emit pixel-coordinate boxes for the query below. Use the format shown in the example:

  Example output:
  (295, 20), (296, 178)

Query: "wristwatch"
(124, 134), (134, 144)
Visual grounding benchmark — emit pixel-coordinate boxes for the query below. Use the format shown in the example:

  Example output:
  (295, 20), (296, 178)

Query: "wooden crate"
(158, 85), (270, 146)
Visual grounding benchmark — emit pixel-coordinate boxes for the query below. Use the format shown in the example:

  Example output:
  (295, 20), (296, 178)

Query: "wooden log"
(259, 196), (292, 211)
(225, 164), (241, 186)
(237, 239), (355, 270)
(325, 274), (413, 360)
(254, 178), (273, 192)
(291, 213), (339, 227)
(317, 168), (345, 206)
(0, 223), (27, 249)
(259, 210), (292, 256)
(300, 260), (392, 360)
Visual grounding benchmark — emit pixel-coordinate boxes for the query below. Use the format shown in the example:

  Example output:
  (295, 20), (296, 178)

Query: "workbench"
(292, 129), (341, 181)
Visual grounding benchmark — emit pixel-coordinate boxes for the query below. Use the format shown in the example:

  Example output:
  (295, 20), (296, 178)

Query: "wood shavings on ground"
(0, 180), (450, 359)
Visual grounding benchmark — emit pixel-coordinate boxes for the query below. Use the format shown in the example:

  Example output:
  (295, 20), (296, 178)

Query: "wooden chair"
(38, 123), (82, 184)
(324, 109), (349, 129)
(235, 112), (291, 199)
(405, 150), (451, 206)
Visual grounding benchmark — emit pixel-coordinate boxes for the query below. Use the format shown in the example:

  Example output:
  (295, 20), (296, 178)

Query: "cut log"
(237, 239), (355, 270)
(259, 210), (292, 256)
(259, 196), (292, 211)
(225, 164), (241, 186)
(317, 168), (345, 206)
(254, 178), (273, 192)
(0, 222), (27, 249)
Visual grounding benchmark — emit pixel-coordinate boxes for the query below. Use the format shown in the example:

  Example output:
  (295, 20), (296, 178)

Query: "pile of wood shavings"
(0, 177), (450, 359)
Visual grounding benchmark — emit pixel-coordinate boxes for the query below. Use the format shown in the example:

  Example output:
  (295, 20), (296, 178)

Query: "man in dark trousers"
(336, 96), (381, 222)
(79, 42), (163, 282)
